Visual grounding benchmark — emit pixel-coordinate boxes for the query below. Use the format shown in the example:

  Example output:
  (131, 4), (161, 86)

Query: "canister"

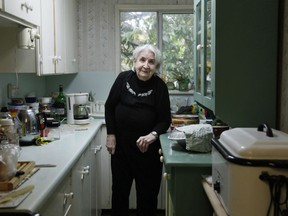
(44, 119), (60, 140)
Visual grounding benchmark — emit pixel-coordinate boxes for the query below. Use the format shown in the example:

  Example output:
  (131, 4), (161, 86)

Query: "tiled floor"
(101, 209), (165, 216)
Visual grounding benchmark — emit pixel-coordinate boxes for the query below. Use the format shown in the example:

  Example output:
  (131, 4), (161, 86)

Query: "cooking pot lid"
(218, 127), (288, 160)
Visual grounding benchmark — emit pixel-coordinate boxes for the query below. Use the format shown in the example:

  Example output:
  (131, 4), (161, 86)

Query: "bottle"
(53, 85), (66, 121)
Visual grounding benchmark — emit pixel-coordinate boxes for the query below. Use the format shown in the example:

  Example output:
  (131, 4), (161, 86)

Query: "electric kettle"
(17, 108), (47, 136)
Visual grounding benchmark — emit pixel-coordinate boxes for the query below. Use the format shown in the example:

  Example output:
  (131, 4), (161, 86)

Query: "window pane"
(162, 13), (194, 87)
(120, 12), (157, 71)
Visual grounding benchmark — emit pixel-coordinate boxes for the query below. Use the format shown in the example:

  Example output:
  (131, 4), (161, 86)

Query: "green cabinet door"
(194, 0), (278, 128)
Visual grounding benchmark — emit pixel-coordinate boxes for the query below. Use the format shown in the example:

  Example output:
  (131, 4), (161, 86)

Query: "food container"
(211, 124), (288, 216)
(43, 119), (60, 140)
(0, 143), (20, 181)
(171, 114), (199, 126)
(169, 124), (213, 152)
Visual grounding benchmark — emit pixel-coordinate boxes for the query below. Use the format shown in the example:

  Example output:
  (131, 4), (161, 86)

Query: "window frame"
(115, 4), (194, 77)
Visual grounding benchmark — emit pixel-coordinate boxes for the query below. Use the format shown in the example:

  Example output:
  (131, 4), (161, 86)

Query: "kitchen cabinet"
(64, 0), (78, 74)
(39, 175), (73, 216)
(0, 26), (37, 73)
(71, 129), (102, 216)
(36, 122), (103, 216)
(71, 147), (91, 216)
(194, 0), (278, 128)
(90, 127), (103, 216)
(38, 0), (78, 75)
(1, 0), (41, 26)
(38, 0), (64, 75)
(160, 134), (213, 216)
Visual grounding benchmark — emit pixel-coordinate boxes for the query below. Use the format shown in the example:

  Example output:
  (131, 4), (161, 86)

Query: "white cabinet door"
(3, 0), (41, 26)
(39, 0), (65, 75)
(39, 175), (73, 216)
(89, 129), (102, 216)
(64, 0), (78, 74)
(38, 0), (55, 75)
(71, 149), (91, 216)
(38, 0), (77, 76)
(53, 0), (65, 74)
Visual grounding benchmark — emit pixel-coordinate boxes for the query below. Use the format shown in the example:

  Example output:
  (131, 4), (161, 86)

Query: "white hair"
(132, 44), (162, 71)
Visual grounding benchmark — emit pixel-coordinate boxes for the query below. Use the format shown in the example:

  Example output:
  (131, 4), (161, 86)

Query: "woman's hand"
(106, 134), (116, 155)
(136, 133), (157, 153)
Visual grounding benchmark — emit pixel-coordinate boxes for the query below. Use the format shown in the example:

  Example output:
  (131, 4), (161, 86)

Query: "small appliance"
(66, 93), (90, 125)
(211, 124), (288, 216)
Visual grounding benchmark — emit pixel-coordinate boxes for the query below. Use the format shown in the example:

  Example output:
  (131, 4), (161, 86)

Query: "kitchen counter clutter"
(160, 133), (213, 216)
(0, 118), (104, 215)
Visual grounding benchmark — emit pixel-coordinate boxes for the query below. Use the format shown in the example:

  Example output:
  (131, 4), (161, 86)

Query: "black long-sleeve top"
(105, 70), (171, 143)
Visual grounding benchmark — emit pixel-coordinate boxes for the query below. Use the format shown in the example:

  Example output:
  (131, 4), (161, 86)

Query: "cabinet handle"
(158, 148), (162, 155)
(21, 2), (33, 12)
(160, 156), (164, 163)
(72, 58), (77, 63)
(81, 166), (90, 180)
(163, 172), (171, 180)
(94, 145), (102, 154)
(197, 44), (204, 50)
(63, 192), (74, 205)
(53, 56), (62, 64)
(64, 204), (72, 216)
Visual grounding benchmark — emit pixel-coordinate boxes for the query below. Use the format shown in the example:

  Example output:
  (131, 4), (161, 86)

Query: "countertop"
(160, 133), (212, 167)
(0, 118), (105, 213)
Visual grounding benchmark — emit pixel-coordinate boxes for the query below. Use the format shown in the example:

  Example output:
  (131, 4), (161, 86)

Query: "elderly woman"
(105, 44), (171, 216)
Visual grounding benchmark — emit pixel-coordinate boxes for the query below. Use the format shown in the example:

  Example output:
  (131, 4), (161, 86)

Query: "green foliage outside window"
(120, 11), (194, 90)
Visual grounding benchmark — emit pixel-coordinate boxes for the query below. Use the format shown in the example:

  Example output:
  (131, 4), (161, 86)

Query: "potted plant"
(171, 69), (190, 91)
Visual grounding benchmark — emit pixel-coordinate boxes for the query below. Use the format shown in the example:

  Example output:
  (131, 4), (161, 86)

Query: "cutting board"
(0, 161), (35, 191)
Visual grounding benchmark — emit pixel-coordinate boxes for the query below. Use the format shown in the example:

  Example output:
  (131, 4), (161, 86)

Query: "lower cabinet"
(39, 175), (73, 216)
(38, 128), (102, 216)
(164, 166), (212, 216)
(71, 148), (92, 216)
(160, 134), (213, 216)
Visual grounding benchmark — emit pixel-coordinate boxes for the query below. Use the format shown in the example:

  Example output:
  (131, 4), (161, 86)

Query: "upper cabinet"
(38, 0), (78, 75)
(2, 0), (41, 26)
(194, 0), (279, 128)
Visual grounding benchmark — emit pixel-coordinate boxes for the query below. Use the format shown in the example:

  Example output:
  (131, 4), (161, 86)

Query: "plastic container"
(44, 119), (61, 140)
(0, 119), (19, 146)
(0, 142), (20, 180)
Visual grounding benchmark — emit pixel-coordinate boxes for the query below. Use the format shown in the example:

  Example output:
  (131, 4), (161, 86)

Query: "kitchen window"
(115, 5), (194, 91)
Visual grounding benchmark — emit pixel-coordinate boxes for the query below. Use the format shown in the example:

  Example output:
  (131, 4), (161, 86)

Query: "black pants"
(111, 146), (162, 216)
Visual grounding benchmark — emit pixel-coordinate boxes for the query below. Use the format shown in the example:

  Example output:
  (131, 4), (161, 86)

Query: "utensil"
(0, 185), (34, 204)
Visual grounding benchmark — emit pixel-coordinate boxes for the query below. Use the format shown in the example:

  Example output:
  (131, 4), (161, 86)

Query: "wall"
(0, 73), (46, 106)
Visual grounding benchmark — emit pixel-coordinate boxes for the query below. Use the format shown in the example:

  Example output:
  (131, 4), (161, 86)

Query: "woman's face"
(134, 50), (157, 81)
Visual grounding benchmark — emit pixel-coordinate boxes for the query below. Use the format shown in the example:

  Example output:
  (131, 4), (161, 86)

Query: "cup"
(95, 101), (105, 113)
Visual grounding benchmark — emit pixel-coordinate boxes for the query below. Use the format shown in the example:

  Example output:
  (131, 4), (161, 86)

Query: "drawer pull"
(81, 166), (90, 180)
(63, 192), (74, 205)
(163, 172), (171, 180)
(94, 145), (102, 154)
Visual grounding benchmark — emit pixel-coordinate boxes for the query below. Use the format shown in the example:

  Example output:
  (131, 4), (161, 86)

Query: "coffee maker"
(66, 93), (90, 125)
